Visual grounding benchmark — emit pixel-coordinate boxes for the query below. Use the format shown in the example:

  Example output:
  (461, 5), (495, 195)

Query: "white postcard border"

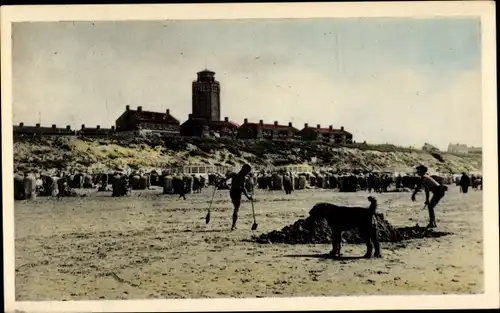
(1, 2), (498, 312)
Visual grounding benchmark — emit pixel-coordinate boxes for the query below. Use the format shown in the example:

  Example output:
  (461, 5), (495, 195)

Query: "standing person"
(219, 164), (253, 231)
(411, 165), (448, 228)
(367, 173), (375, 193)
(173, 175), (187, 200)
(470, 174), (477, 189)
(283, 173), (293, 195)
(395, 174), (402, 190)
(178, 179), (188, 200)
(459, 172), (471, 193)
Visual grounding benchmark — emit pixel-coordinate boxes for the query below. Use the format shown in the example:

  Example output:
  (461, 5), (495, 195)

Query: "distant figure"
(192, 175), (202, 193)
(111, 173), (122, 197)
(50, 176), (59, 197)
(23, 172), (37, 200)
(245, 174), (255, 194)
(411, 165), (448, 228)
(98, 174), (108, 192)
(395, 174), (402, 190)
(459, 172), (471, 193)
(367, 174), (375, 193)
(219, 164), (253, 231)
(57, 177), (72, 197)
(283, 174), (293, 195)
(471, 175), (481, 190)
(178, 178), (188, 200)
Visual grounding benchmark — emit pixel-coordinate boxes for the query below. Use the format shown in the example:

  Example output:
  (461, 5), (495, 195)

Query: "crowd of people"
(13, 164), (483, 231)
(13, 165), (482, 201)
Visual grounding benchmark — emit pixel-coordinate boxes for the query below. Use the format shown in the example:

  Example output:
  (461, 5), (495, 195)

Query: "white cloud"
(217, 62), (481, 150)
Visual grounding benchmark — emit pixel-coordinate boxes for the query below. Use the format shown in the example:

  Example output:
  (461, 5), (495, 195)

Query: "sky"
(12, 18), (482, 150)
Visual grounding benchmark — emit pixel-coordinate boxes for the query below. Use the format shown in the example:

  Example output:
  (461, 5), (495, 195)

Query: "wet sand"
(14, 187), (483, 300)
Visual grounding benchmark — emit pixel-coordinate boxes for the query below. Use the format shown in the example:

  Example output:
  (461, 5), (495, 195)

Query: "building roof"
(79, 127), (114, 133)
(13, 125), (73, 134)
(180, 115), (208, 127)
(303, 126), (352, 136)
(240, 121), (300, 132)
(197, 69), (215, 75)
(210, 120), (239, 128)
(122, 108), (180, 124)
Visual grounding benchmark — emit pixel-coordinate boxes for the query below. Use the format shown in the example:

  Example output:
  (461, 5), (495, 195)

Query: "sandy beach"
(14, 186), (483, 300)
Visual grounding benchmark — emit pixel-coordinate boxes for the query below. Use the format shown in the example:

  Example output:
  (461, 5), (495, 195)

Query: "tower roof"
(197, 69), (215, 75)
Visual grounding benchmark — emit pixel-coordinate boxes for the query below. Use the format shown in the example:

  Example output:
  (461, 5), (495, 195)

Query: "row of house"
(421, 143), (483, 155)
(13, 105), (354, 144)
(447, 143), (482, 155)
(13, 122), (116, 137)
(237, 119), (352, 143)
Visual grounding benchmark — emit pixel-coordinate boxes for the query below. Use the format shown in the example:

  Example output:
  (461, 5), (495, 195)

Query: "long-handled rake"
(250, 189), (258, 231)
(205, 185), (218, 225)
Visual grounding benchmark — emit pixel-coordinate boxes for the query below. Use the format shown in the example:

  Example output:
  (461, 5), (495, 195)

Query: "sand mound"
(253, 214), (452, 244)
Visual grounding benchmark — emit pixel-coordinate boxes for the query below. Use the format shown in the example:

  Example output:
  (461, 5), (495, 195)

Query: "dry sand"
(14, 187), (483, 300)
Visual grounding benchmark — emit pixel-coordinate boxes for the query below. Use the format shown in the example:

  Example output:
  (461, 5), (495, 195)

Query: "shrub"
(108, 152), (120, 160)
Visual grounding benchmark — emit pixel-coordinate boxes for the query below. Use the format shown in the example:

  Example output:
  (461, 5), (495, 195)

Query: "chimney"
(288, 122), (292, 127)
(341, 126), (344, 131)
(188, 114), (193, 119)
(244, 118), (248, 124)
(19, 122), (24, 127)
(52, 124), (56, 129)
(81, 124), (85, 129)
(66, 125), (71, 130)
(329, 125), (333, 131)
(274, 121), (278, 126)
(166, 109), (170, 115)
(304, 123), (308, 128)
(137, 106), (143, 112)
(36, 123), (40, 128)
(126, 105), (130, 111)
(96, 125), (100, 129)
(259, 120), (263, 125)
(224, 117), (229, 122)
(111, 126), (115, 131)
(317, 124), (321, 129)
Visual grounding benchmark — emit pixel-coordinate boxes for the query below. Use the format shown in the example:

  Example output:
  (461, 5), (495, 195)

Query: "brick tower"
(192, 69), (221, 123)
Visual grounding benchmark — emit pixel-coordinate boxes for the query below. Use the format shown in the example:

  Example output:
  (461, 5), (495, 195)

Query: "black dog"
(307, 196), (381, 259)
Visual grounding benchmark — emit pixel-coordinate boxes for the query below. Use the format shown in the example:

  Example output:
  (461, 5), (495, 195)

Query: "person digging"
(411, 164), (448, 228)
(218, 164), (253, 231)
